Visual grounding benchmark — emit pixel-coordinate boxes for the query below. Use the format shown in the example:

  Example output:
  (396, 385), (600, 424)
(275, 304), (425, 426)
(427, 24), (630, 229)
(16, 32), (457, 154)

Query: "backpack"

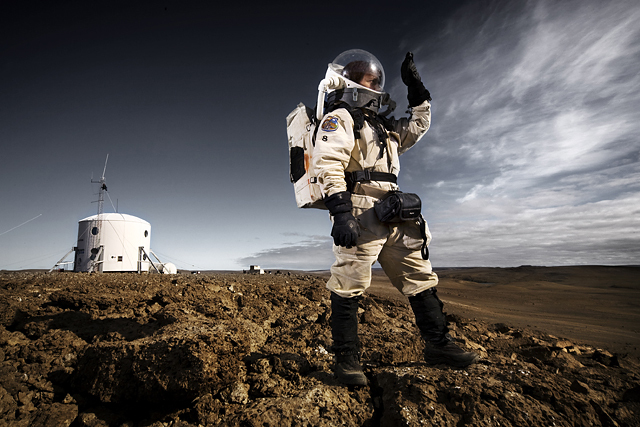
(286, 102), (327, 209)
(286, 101), (384, 210)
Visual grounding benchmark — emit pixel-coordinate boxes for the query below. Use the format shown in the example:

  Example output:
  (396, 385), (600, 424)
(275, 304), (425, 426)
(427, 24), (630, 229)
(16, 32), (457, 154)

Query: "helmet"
(328, 49), (385, 93)
(316, 49), (394, 120)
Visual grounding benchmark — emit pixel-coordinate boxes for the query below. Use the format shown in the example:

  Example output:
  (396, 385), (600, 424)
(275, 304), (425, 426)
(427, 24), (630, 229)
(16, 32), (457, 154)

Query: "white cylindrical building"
(74, 213), (151, 273)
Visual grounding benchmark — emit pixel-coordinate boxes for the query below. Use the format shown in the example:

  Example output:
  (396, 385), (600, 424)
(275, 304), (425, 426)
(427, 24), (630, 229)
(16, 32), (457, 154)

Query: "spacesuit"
(312, 49), (479, 386)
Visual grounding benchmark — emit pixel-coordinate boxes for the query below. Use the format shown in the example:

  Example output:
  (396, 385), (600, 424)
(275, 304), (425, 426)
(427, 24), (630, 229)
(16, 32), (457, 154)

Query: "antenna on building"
(91, 154), (109, 216)
(88, 154), (109, 272)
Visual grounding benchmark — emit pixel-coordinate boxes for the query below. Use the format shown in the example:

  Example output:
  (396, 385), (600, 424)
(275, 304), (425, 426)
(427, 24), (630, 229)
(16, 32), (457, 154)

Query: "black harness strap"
(418, 214), (429, 260)
(322, 101), (395, 143)
(345, 170), (397, 192)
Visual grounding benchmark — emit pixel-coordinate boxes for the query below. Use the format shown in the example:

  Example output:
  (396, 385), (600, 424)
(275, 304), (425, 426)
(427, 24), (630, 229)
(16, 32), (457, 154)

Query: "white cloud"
(238, 235), (335, 270)
(408, 0), (640, 266)
(430, 193), (640, 267)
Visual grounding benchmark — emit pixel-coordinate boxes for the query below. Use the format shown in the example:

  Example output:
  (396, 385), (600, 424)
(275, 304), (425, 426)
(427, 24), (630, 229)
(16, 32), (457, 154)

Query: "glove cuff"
(324, 191), (353, 215)
(408, 81), (432, 107)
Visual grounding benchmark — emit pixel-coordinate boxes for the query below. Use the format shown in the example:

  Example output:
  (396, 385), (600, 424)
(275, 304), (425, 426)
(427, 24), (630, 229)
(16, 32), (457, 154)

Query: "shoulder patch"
(321, 116), (339, 132)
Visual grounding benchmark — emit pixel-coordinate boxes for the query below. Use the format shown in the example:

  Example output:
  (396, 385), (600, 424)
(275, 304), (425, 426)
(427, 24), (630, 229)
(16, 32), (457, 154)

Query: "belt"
(345, 171), (397, 192)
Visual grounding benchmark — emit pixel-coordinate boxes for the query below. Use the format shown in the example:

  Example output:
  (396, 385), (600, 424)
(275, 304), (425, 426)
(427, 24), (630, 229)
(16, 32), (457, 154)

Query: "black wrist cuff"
(408, 82), (432, 107)
(324, 191), (352, 215)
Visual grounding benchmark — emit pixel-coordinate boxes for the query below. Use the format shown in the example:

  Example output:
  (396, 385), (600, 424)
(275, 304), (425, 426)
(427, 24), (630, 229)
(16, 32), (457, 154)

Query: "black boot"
(409, 288), (479, 367)
(330, 292), (368, 386)
(334, 354), (367, 386)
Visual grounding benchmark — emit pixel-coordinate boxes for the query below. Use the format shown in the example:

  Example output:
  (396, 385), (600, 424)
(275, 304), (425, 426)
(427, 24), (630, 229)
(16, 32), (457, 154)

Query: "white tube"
(316, 74), (344, 121)
(316, 80), (328, 122)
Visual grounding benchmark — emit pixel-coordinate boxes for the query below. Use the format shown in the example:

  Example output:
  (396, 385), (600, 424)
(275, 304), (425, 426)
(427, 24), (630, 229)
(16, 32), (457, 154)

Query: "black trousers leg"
(408, 287), (450, 345)
(330, 292), (360, 355)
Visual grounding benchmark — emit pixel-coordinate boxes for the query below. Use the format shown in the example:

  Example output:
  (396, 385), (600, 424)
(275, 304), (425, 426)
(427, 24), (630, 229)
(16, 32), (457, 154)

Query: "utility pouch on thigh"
(374, 191), (422, 223)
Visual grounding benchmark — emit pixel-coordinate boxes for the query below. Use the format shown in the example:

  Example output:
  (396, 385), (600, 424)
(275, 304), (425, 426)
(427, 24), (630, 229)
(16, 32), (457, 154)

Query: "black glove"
(401, 52), (432, 107)
(324, 191), (360, 248)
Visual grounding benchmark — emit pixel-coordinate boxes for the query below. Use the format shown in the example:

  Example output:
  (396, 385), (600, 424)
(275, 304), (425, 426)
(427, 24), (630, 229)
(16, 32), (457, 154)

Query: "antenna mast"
(89, 154), (109, 272)
(92, 154), (109, 216)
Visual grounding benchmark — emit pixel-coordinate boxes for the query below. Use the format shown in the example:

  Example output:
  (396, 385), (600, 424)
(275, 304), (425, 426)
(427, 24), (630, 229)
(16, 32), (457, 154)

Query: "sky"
(1, 0), (639, 271)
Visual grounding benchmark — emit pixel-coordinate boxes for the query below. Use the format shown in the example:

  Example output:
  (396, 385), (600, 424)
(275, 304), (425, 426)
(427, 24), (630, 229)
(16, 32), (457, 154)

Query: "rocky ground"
(0, 270), (639, 426)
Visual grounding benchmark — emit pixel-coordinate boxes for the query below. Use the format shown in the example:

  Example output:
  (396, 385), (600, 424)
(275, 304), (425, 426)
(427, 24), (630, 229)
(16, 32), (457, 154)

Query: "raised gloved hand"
(401, 52), (432, 107)
(324, 191), (360, 248)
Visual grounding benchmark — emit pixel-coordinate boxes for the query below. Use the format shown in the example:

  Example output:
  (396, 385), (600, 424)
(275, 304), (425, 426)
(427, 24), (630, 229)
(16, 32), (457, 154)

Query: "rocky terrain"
(1, 269), (639, 426)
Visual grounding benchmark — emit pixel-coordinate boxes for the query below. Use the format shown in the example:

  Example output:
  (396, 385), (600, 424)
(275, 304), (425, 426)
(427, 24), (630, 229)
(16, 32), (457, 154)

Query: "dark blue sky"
(2, 0), (639, 270)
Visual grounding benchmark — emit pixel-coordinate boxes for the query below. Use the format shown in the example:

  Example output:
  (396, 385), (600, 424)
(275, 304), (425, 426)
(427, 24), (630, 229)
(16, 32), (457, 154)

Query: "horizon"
(4, 264), (639, 275)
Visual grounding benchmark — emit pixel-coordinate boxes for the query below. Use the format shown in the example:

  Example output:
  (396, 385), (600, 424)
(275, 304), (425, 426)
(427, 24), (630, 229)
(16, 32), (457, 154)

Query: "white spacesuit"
(311, 49), (479, 386)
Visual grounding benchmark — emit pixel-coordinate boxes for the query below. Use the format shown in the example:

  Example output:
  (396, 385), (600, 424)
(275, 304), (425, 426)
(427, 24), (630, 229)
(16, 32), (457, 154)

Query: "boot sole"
(424, 353), (480, 368)
(335, 372), (368, 386)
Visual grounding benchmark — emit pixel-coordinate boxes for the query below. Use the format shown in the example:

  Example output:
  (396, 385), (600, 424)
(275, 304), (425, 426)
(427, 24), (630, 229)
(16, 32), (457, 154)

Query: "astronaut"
(312, 49), (479, 386)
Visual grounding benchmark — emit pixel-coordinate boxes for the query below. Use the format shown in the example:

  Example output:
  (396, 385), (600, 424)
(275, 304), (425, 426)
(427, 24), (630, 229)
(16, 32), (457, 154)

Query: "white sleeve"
(311, 109), (355, 196)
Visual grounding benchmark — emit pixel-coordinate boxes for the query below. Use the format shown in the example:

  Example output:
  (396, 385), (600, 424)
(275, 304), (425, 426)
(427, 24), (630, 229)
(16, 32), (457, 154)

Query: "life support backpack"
(286, 101), (393, 210)
(286, 103), (326, 209)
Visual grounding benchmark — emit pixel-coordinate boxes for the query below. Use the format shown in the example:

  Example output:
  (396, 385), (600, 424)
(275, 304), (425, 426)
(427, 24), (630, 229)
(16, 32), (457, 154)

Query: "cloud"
(238, 235), (335, 270)
(429, 193), (640, 267)
(417, 2), (637, 172)
(399, 0), (640, 266)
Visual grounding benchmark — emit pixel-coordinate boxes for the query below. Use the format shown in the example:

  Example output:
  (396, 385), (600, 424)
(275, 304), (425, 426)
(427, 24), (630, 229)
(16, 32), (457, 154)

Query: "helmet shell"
(330, 49), (385, 92)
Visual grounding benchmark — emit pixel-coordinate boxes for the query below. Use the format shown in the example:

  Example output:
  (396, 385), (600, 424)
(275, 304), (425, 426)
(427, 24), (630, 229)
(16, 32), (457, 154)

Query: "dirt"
(0, 268), (639, 426)
(366, 266), (640, 357)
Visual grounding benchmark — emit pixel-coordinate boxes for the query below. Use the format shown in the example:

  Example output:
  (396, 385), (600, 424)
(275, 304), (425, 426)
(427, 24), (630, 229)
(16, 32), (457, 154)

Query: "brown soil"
(367, 266), (640, 357)
(1, 267), (639, 426)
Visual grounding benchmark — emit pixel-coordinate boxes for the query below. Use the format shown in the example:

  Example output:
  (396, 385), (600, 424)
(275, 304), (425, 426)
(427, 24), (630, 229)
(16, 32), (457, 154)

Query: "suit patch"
(321, 116), (339, 132)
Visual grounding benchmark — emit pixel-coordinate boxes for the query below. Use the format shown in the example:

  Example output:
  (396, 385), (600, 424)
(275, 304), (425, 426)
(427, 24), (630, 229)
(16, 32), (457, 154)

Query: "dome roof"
(78, 213), (149, 224)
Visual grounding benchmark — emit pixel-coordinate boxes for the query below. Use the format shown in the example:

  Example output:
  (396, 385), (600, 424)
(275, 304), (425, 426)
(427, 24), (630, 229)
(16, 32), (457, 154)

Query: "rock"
(553, 350), (584, 370)
(623, 385), (640, 402)
(554, 339), (574, 349)
(220, 381), (249, 404)
(225, 386), (373, 426)
(593, 349), (617, 366)
(464, 340), (488, 358)
(495, 323), (511, 334)
(570, 380), (591, 394)
(0, 386), (17, 418)
(190, 393), (223, 425)
(29, 403), (78, 427)
(519, 345), (556, 363)
(73, 319), (250, 405)
(76, 412), (110, 427)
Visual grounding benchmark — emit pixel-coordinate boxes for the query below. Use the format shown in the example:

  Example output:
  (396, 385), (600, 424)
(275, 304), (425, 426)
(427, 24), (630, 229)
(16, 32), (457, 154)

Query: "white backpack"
(286, 103), (327, 209)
